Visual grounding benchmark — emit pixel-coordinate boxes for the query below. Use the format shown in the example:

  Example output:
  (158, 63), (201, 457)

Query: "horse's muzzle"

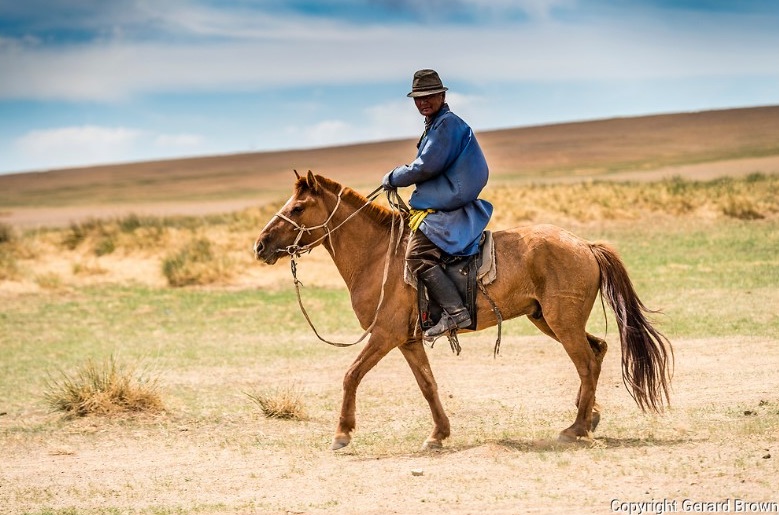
(253, 239), (279, 264)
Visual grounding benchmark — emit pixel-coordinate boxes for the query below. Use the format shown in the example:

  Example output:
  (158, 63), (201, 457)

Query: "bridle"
(271, 185), (365, 259)
(265, 184), (408, 347)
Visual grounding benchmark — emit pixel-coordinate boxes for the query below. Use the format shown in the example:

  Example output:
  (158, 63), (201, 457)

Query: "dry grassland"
(1, 173), (777, 292)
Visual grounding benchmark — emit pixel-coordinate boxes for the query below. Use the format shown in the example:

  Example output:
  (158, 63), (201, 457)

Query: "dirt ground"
(2, 332), (778, 514)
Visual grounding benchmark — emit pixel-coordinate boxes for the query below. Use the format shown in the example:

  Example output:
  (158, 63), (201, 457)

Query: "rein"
(277, 185), (407, 347)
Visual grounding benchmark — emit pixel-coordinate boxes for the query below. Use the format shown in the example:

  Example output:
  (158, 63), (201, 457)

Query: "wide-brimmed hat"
(407, 69), (448, 98)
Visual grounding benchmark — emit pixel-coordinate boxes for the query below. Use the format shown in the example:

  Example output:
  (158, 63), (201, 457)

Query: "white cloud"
(280, 92), (489, 150)
(11, 125), (208, 171)
(154, 133), (204, 148)
(0, 4), (776, 102)
(363, 99), (420, 141)
(459, 0), (576, 19)
(300, 120), (353, 147)
(14, 126), (142, 169)
(360, 92), (489, 140)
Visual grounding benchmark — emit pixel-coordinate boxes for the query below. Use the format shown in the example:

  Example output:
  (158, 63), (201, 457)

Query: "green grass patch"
(581, 218), (779, 339)
(485, 217), (779, 341)
(0, 285), (355, 411)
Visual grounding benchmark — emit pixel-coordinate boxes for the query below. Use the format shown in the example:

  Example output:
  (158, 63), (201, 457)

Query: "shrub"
(61, 218), (118, 255)
(0, 222), (14, 244)
(246, 383), (307, 420)
(118, 213), (143, 233)
(94, 236), (117, 256)
(44, 356), (163, 417)
(62, 219), (101, 250)
(0, 247), (19, 280)
(162, 237), (233, 287)
(722, 196), (765, 220)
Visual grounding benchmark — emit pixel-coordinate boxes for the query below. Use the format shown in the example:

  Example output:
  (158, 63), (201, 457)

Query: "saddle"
(416, 232), (495, 333)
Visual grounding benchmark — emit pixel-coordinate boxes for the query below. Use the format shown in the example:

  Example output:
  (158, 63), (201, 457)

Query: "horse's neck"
(321, 197), (397, 291)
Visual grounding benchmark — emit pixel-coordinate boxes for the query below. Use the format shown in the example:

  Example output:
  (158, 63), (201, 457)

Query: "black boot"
(419, 265), (472, 339)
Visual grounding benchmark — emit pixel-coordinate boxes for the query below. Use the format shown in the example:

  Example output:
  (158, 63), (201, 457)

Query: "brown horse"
(254, 171), (673, 450)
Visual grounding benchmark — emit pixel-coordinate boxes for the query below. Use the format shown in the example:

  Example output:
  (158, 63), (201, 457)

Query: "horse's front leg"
(398, 339), (450, 449)
(332, 329), (397, 450)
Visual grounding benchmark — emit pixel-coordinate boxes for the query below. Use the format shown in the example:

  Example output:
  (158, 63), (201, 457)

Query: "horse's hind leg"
(559, 330), (601, 442)
(529, 317), (605, 433)
(534, 307), (601, 442)
(398, 339), (451, 449)
(584, 333), (608, 432)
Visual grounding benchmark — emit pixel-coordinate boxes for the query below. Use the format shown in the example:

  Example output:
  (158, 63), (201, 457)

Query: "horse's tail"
(589, 242), (674, 413)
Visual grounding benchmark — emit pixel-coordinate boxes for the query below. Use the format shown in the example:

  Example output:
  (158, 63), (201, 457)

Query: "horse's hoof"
(422, 438), (443, 450)
(557, 429), (593, 444)
(331, 434), (351, 450)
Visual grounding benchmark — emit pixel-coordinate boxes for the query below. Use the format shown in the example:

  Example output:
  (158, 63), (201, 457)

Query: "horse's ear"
(293, 169), (301, 180)
(305, 170), (320, 192)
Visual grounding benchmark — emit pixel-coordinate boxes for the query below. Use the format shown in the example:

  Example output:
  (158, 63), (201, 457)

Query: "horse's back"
(495, 223), (594, 257)
(493, 223), (601, 291)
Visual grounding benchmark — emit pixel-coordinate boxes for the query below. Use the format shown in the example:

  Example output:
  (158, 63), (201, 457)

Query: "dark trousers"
(406, 230), (444, 276)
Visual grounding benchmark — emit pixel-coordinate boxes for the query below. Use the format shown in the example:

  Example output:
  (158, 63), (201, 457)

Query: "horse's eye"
(290, 206), (304, 216)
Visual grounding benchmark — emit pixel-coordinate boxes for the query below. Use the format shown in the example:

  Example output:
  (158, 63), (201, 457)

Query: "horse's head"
(254, 170), (332, 264)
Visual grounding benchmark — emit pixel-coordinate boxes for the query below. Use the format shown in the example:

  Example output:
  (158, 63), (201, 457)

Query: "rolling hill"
(2, 105), (778, 227)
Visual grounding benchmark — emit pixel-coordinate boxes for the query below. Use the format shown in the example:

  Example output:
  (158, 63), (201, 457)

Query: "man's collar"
(425, 103), (450, 125)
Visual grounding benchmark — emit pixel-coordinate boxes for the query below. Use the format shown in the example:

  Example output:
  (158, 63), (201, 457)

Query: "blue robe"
(388, 104), (493, 256)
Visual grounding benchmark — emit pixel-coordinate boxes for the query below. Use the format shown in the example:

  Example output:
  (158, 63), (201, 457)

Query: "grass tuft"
(246, 383), (307, 420)
(44, 356), (164, 418)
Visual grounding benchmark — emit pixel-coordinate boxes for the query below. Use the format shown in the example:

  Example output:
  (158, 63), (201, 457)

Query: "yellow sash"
(408, 209), (435, 232)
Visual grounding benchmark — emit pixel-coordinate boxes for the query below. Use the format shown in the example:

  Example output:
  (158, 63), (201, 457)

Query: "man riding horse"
(382, 69), (493, 339)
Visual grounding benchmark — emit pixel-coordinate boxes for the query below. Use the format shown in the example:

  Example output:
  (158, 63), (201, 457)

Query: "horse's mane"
(298, 174), (405, 227)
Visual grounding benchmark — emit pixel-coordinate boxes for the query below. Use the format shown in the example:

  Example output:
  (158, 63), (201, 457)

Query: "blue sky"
(0, 0), (777, 175)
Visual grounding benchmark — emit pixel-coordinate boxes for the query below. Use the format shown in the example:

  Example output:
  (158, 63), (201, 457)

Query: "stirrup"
(424, 311), (471, 339)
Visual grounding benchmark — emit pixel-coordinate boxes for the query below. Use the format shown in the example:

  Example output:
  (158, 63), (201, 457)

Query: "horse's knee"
(342, 367), (361, 392)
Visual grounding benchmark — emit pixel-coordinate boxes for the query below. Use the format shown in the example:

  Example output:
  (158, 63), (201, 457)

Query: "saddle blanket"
(403, 231), (496, 290)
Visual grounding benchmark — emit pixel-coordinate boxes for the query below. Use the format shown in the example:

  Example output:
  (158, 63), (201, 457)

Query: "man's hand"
(381, 171), (395, 191)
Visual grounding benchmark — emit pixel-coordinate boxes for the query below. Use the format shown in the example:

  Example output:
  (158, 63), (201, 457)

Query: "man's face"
(414, 93), (445, 118)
